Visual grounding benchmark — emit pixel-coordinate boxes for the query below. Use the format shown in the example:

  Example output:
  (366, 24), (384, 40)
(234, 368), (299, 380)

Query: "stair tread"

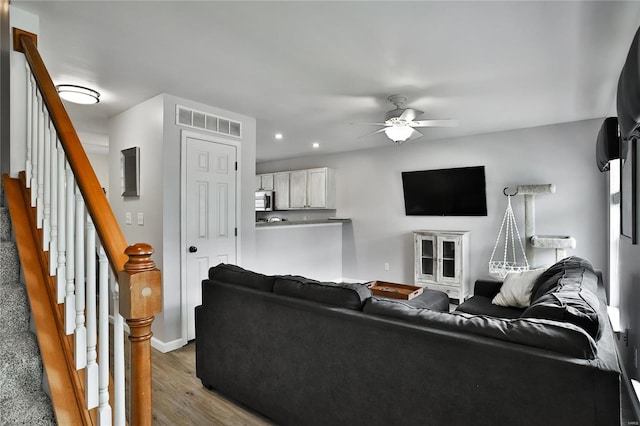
(0, 282), (30, 336)
(0, 390), (56, 425)
(0, 241), (20, 284)
(1, 182), (55, 423)
(0, 332), (43, 399)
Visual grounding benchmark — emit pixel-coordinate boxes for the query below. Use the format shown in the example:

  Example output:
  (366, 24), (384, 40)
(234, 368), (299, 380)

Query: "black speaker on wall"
(596, 117), (621, 172)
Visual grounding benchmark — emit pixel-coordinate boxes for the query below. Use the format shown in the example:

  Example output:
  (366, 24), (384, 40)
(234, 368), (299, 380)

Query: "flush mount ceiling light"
(56, 84), (100, 105)
(274, 133), (283, 140)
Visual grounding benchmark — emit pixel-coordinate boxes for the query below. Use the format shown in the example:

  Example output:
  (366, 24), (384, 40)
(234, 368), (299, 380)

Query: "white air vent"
(176, 105), (242, 138)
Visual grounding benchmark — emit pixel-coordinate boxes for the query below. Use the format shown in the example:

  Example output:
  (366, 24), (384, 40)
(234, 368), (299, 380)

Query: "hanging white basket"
(488, 194), (529, 279)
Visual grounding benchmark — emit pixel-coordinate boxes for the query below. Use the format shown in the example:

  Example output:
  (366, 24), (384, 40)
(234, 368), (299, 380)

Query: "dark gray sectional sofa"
(195, 257), (620, 426)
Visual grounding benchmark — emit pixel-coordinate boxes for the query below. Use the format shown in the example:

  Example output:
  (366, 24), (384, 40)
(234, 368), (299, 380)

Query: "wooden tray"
(368, 281), (423, 300)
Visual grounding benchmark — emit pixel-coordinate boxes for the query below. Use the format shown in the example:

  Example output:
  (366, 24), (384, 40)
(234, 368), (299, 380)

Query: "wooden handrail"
(16, 32), (128, 275)
(14, 28), (163, 425)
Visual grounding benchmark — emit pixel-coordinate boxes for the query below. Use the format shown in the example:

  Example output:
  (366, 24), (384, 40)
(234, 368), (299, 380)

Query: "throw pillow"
(492, 269), (545, 308)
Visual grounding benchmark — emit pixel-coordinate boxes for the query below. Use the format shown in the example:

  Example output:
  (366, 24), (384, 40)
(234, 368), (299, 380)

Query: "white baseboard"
(110, 314), (185, 353)
(151, 336), (185, 353)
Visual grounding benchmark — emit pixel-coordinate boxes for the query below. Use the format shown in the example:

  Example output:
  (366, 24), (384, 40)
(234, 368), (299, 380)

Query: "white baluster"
(49, 132), (59, 277)
(112, 275), (126, 426)
(74, 185), (86, 370)
(42, 112), (51, 250)
(64, 163), (76, 334)
(97, 244), (112, 425)
(30, 81), (38, 206)
(85, 215), (98, 408)
(56, 142), (66, 304)
(36, 91), (45, 227)
(25, 65), (32, 186)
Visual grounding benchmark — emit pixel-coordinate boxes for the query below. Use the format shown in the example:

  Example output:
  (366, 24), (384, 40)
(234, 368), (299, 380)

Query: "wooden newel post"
(118, 243), (162, 426)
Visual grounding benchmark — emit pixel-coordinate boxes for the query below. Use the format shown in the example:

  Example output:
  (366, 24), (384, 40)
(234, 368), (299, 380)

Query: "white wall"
(9, 6), (38, 177)
(85, 151), (109, 194)
(109, 94), (256, 348)
(258, 119), (607, 284)
(78, 131), (110, 196)
(109, 94), (166, 337)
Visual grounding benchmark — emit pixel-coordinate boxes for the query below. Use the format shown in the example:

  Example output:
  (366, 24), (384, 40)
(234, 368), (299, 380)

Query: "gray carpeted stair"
(0, 205), (56, 425)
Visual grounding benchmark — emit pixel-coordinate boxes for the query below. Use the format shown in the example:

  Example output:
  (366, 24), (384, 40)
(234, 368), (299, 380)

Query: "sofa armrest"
(473, 280), (503, 298)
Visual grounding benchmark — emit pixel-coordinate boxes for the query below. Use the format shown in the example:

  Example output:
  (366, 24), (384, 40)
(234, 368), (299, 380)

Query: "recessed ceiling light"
(274, 133), (283, 140)
(55, 84), (100, 105)
(312, 142), (320, 149)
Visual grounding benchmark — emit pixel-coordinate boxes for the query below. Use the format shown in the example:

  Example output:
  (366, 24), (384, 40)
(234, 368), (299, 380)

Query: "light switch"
(137, 212), (144, 225)
(125, 212), (132, 225)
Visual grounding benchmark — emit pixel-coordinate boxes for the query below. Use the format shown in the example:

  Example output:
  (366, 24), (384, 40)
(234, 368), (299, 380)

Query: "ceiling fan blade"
(358, 127), (387, 138)
(351, 122), (388, 126)
(410, 119), (459, 128)
(408, 128), (423, 140)
(399, 108), (423, 122)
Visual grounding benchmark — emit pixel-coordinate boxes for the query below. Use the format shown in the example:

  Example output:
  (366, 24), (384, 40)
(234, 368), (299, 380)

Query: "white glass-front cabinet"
(414, 230), (470, 302)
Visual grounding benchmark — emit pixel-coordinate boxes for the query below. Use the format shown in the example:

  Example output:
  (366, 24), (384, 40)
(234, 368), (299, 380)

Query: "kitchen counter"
(256, 218), (351, 227)
(254, 218), (349, 280)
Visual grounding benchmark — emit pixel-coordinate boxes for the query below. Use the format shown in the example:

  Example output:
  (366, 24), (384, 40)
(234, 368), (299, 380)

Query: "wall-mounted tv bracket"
(503, 184), (576, 268)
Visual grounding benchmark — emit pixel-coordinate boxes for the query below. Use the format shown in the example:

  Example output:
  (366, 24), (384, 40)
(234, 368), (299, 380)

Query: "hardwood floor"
(151, 342), (272, 425)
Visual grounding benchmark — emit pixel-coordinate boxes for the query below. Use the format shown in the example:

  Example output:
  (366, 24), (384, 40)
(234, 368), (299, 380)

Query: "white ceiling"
(12, 1), (640, 162)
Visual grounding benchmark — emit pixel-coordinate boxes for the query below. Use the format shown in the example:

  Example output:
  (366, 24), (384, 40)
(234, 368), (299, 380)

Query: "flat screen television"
(402, 166), (487, 216)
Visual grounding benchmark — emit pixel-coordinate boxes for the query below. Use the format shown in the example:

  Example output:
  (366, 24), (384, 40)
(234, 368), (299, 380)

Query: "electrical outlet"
(137, 212), (144, 225)
(125, 212), (132, 225)
(384, 263), (390, 271)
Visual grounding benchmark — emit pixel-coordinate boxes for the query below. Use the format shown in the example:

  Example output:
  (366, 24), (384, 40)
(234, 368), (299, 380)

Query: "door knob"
(189, 246), (198, 253)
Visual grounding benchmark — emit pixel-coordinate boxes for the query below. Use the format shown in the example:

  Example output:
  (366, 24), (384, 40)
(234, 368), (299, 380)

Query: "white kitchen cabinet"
(308, 168), (328, 208)
(414, 230), (470, 302)
(274, 172), (290, 210)
(289, 170), (308, 209)
(287, 167), (335, 209)
(259, 167), (335, 210)
(255, 173), (274, 191)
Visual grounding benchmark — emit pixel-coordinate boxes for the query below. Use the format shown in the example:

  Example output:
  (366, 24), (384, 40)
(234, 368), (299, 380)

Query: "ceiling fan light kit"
(384, 125), (414, 143)
(355, 94), (457, 143)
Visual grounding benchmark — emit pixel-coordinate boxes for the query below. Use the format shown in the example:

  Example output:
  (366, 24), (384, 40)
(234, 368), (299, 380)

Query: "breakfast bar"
(254, 219), (351, 281)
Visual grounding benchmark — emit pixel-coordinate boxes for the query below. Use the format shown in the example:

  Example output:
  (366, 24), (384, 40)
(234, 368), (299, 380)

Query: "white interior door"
(185, 136), (237, 341)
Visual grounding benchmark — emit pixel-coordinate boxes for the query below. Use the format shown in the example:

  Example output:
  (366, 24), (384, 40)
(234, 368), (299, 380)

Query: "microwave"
(255, 191), (274, 211)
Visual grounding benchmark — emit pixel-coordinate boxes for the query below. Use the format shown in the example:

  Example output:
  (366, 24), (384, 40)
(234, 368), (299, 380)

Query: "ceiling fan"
(355, 95), (457, 143)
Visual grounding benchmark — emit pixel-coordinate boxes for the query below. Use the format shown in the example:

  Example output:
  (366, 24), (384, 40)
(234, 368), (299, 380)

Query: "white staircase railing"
(14, 28), (162, 426)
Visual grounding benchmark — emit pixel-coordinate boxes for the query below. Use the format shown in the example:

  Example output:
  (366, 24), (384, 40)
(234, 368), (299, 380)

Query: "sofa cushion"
(364, 297), (597, 359)
(492, 269), (545, 308)
(273, 276), (371, 310)
(521, 283), (602, 340)
(208, 263), (276, 292)
(518, 256), (603, 340)
(364, 293), (449, 313)
(529, 256), (597, 303)
(456, 296), (524, 319)
(398, 289), (450, 312)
